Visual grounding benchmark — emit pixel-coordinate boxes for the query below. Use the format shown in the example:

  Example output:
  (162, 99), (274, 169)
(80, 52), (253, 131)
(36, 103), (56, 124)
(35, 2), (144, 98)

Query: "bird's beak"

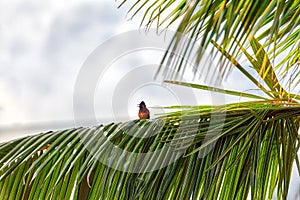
(137, 104), (140, 107)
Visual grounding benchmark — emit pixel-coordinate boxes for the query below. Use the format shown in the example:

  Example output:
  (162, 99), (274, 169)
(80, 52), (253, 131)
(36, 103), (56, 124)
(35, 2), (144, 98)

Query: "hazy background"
(0, 0), (137, 140)
(0, 0), (298, 198)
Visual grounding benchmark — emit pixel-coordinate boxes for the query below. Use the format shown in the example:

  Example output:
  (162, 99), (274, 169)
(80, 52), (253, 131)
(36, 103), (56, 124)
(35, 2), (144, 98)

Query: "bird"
(138, 101), (150, 119)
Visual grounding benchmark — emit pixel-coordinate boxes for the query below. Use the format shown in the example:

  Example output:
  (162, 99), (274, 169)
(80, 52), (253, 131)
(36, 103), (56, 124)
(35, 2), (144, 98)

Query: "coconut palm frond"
(164, 80), (267, 100)
(119, 0), (300, 80)
(214, 37), (300, 102)
(0, 101), (299, 199)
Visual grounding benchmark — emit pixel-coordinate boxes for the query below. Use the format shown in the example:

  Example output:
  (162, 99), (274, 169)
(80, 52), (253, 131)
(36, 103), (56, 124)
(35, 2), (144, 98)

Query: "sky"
(0, 0), (136, 139)
(0, 0), (299, 197)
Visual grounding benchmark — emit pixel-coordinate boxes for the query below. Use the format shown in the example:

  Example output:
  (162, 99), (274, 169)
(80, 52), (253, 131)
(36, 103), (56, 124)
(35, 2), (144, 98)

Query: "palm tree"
(0, 0), (299, 199)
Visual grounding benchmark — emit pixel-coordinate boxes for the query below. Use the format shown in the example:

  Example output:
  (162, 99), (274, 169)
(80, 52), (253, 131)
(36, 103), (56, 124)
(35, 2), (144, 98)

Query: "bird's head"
(138, 101), (146, 108)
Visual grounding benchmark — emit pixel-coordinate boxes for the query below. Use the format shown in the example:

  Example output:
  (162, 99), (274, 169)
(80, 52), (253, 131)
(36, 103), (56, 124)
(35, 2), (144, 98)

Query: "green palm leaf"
(0, 101), (299, 199)
(119, 0), (300, 80)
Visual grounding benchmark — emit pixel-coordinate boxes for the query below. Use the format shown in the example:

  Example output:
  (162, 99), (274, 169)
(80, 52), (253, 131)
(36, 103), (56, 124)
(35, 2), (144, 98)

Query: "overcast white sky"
(0, 0), (137, 138)
(0, 0), (299, 197)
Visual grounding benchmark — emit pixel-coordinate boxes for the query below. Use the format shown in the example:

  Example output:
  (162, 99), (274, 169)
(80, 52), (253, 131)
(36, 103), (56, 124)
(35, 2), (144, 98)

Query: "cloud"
(0, 0), (127, 130)
(44, 1), (123, 61)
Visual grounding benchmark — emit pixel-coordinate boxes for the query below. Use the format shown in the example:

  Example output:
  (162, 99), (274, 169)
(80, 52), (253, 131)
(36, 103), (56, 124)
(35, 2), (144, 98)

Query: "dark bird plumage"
(138, 101), (150, 119)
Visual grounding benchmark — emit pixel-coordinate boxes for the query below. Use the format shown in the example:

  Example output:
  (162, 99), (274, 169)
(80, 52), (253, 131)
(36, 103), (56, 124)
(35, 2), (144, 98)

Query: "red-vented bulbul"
(138, 101), (150, 119)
